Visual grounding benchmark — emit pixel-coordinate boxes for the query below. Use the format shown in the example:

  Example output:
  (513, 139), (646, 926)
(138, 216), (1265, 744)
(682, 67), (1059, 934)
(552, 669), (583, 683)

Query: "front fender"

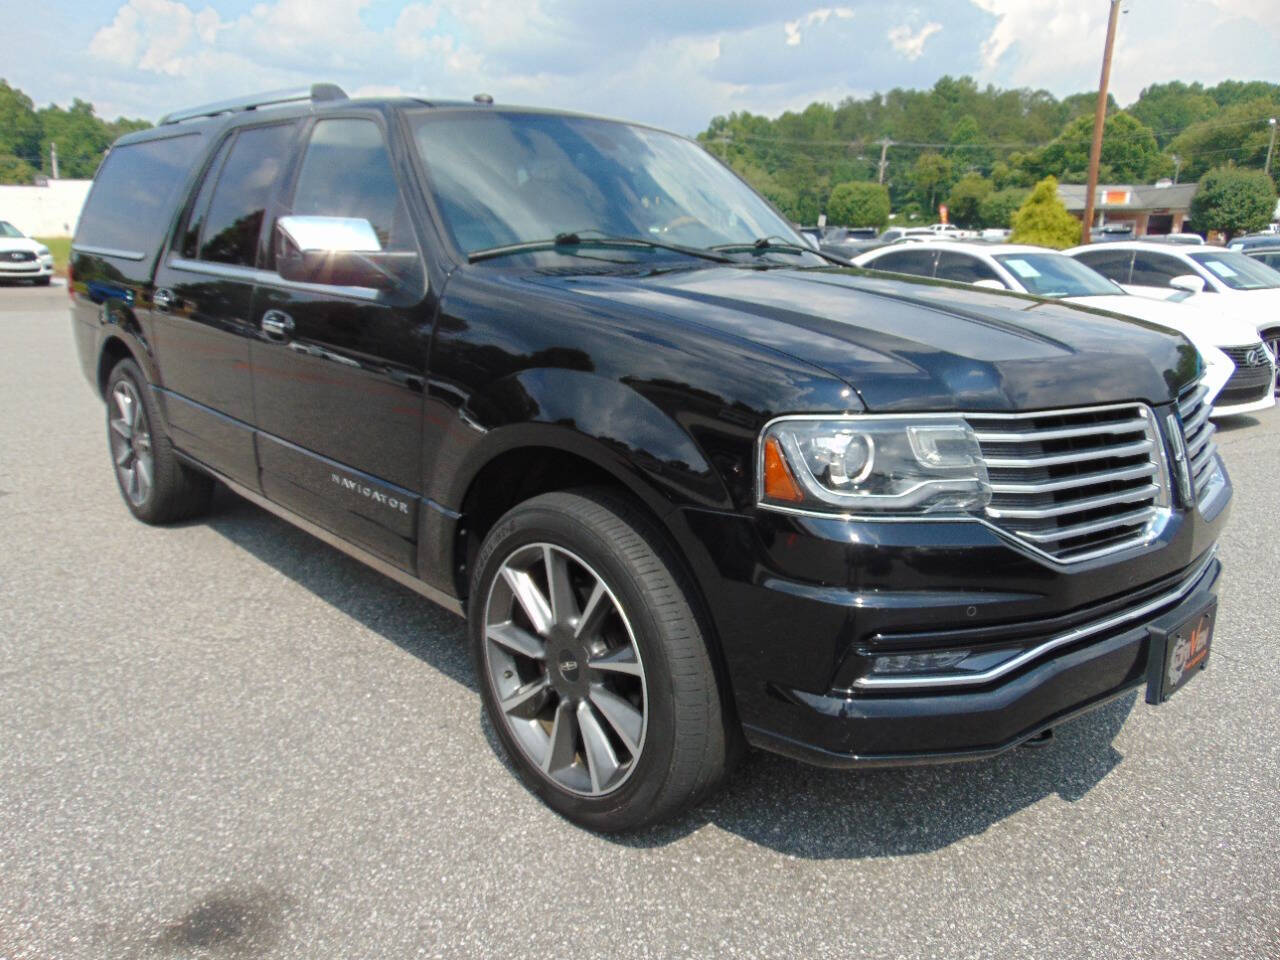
(435, 367), (731, 515)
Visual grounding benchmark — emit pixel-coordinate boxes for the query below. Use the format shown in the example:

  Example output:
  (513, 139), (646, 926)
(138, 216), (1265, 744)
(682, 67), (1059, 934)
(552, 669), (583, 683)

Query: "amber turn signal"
(763, 435), (804, 503)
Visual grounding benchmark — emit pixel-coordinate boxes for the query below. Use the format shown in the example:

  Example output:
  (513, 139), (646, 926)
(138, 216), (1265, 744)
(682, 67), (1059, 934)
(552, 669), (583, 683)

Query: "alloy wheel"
(109, 380), (154, 507)
(483, 542), (648, 797)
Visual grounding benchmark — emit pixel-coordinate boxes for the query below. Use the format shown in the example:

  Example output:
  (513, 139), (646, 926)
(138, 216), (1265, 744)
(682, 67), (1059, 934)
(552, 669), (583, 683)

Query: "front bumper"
(676, 460), (1230, 768)
(0, 255), (54, 278)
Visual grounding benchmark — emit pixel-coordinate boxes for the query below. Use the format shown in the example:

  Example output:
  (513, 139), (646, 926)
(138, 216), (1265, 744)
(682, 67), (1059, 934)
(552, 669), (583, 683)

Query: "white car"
(852, 241), (1275, 417)
(0, 220), (55, 286)
(1065, 241), (1280, 398)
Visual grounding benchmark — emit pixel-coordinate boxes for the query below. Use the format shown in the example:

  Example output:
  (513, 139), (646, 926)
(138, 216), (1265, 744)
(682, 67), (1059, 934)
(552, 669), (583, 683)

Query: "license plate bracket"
(1146, 598), (1216, 705)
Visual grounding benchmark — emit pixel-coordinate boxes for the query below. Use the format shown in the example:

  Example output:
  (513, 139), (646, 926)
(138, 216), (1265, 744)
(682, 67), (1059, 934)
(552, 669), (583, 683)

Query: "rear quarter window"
(74, 133), (203, 258)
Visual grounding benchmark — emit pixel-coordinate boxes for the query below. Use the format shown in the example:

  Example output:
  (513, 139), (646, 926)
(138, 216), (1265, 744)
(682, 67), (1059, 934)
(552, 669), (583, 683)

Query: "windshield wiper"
(710, 236), (853, 267)
(469, 231), (735, 265)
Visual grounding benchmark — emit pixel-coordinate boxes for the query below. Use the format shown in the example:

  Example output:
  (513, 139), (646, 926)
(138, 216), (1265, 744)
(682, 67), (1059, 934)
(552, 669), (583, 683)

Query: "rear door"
(863, 247), (938, 278)
(151, 120), (300, 487)
(249, 114), (431, 572)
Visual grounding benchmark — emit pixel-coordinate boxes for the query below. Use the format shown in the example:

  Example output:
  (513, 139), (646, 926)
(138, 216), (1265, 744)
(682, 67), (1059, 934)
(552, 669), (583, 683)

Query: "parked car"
(0, 220), (55, 285)
(877, 226), (934, 243)
(1066, 242), (1280, 397)
(1240, 243), (1280, 272)
(852, 242), (1274, 417)
(71, 86), (1230, 830)
(1226, 234), (1280, 253)
(813, 227), (884, 261)
(1091, 224), (1135, 242)
(1141, 233), (1204, 245)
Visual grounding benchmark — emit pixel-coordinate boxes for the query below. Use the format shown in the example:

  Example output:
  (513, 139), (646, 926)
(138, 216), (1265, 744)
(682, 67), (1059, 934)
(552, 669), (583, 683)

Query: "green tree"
(1009, 176), (1081, 249)
(1190, 167), (1278, 241)
(1129, 81), (1217, 148)
(1030, 111), (1163, 183)
(945, 173), (993, 228)
(979, 187), (1031, 229)
(0, 153), (37, 184)
(909, 152), (953, 216)
(1170, 98), (1280, 185)
(0, 80), (41, 169)
(827, 181), (890, 228)
(947, 115), (995, 175)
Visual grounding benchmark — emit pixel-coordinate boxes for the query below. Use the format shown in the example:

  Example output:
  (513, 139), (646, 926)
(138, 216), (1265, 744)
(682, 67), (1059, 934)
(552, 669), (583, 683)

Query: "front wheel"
(1265, 330), (1280, 396)
(105, 358), (214, 523)
(469, 489), (729, 831)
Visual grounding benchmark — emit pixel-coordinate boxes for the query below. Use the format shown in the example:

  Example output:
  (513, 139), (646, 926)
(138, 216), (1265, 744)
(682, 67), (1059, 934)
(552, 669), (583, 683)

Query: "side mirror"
(275, 215), (394, 290)
(972, 278), (1008, 291)
(1169, 274), (1206, 294)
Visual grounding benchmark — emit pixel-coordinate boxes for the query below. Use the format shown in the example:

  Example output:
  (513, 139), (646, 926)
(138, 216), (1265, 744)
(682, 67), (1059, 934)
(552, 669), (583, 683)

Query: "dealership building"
(1058, 181), (1198, 237)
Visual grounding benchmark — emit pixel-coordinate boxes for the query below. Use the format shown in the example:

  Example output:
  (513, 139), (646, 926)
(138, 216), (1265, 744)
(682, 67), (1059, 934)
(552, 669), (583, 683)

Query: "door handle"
(261, 309), (295, 341)
(153, 288), (175, 312)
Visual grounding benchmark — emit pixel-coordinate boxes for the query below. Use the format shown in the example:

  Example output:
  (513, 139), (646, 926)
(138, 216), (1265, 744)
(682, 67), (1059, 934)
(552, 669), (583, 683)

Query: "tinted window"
(866, 249), (936, 277)
(200, 123), (296, 266)
(1072, 248), (1132, 283)
(0, 221), (23, 238)
(290, 119), (414, 252)
(935, 251), (1002, 285)
(1254, 252), (1280, 270)
(179, 137), (233, 259)
(76, 134), (203, 257)
(1130, 250), (1188, 288)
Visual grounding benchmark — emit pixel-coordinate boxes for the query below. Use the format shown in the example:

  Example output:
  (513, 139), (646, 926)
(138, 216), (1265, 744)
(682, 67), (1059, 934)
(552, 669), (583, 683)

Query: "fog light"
(871, 650), (972, 674)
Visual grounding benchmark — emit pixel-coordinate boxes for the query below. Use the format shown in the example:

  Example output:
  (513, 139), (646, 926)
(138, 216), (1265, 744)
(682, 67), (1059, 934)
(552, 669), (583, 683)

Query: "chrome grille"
(1178, 384), (1218, 503)
(970, 404), (1164, 561)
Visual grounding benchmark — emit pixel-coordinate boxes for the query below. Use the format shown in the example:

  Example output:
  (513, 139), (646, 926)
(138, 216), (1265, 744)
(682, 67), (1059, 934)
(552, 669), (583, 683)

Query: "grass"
(33, 236), (72, 276)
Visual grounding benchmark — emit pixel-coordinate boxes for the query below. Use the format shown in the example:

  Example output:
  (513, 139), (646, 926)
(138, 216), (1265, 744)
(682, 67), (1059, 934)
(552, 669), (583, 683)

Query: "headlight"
(759, 416), (991, 514)
(36, 246), (50, 256)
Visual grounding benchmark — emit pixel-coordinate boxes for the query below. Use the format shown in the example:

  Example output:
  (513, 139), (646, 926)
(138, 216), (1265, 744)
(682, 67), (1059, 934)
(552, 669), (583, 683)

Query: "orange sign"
(938, 204), (949, 224)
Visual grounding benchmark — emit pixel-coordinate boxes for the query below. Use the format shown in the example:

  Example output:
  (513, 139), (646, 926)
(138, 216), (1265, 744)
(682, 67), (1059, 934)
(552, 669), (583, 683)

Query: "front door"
(249, 116), (432, 572)
(151, 120), (300, 488)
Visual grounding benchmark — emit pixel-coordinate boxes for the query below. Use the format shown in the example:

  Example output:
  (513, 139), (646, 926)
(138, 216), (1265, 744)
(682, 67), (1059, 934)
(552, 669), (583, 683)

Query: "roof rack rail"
(159, 83), (348, 125)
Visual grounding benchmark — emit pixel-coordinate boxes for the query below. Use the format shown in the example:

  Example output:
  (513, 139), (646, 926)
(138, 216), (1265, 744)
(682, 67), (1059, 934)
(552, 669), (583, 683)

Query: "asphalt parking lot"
(2, 281), (1278, 959)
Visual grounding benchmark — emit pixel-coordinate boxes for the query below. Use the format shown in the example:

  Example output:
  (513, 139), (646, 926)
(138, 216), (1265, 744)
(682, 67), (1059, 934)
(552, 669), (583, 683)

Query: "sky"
(3, 0), (1278, 133)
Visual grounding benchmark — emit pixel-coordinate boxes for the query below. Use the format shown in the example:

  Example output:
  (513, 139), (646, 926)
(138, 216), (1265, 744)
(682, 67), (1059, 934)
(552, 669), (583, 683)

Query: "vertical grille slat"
(970, 403), (1165, 561)
(1178, 383), (1220, 505)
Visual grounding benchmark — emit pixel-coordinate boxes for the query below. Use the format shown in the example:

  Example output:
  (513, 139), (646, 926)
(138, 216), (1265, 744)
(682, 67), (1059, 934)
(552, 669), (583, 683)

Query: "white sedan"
(0, 220), (55, 285)
(1065, 241), (1280, 398)
(852, 241), (1275, 417)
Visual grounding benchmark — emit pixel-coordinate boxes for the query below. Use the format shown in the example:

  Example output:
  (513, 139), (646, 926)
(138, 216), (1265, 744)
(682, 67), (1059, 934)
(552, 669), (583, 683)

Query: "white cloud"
(783, 7), (854, 47)
(90, 0), (226, 76)
(887, 22), (943, 60)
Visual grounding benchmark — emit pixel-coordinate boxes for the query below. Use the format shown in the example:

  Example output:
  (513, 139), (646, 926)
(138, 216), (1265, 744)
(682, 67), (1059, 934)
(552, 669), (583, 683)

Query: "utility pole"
(1172, 154), (1182, 184)
(50, 141), (59, 180)
(1266, 118), (1277, 177)
(876, 137), (893, 185)
(1081, 0), (1122, 245)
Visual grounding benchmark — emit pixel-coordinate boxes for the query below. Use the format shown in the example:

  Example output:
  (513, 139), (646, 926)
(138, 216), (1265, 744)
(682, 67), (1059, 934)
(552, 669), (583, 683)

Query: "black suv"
(71, 85), (1229, 831)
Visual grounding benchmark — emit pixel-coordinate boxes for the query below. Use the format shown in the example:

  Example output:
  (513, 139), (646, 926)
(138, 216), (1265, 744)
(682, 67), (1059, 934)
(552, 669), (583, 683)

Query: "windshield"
(0, 221), (23, 238)
(1189, 250), (1280, 290)
(410, 111), (802, 256)
(994, 253), (1123, 298)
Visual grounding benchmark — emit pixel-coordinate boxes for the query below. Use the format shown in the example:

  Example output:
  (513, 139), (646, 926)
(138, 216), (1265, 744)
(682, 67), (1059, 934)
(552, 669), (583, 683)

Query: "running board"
(196, 459), (465, 618)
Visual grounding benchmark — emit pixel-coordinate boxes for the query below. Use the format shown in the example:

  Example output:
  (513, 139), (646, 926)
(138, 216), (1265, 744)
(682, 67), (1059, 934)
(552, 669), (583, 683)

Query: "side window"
(1255, 252), (1280, 270)
(283, 117), (422, 292)
(1074, 248), (1132, 284)
(935, 251), (1002, 285)
(75, 134), (203, 257)
(290, 119), (416, 252)
(1130, 251), (1187, 288)
(199, 123), (297, 267)
(179, 137), (233, 259)
(867, 249), (936, 277)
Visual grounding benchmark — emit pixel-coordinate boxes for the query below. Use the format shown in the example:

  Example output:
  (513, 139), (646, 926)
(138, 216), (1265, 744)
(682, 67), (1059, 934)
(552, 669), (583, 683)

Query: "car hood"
(554, 267), (1195, 413)
(0, 238), (41, 253)
(1063, 294), (1261, 348)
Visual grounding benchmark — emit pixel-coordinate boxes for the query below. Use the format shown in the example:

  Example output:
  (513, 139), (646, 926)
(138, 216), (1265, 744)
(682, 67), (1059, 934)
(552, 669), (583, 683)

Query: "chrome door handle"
(261, 309), (295, 340)
(153, 288), (175, 312)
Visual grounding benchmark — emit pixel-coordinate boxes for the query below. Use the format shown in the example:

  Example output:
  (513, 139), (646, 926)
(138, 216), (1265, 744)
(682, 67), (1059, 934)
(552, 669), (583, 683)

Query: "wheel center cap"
(557, 649), (581, 683)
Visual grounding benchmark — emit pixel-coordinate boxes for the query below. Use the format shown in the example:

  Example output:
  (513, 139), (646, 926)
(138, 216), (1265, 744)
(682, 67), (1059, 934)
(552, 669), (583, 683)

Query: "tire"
(105, 358), (214, 524)
(1264, 330), (1280, 396)
(469, 488), (729, 831)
